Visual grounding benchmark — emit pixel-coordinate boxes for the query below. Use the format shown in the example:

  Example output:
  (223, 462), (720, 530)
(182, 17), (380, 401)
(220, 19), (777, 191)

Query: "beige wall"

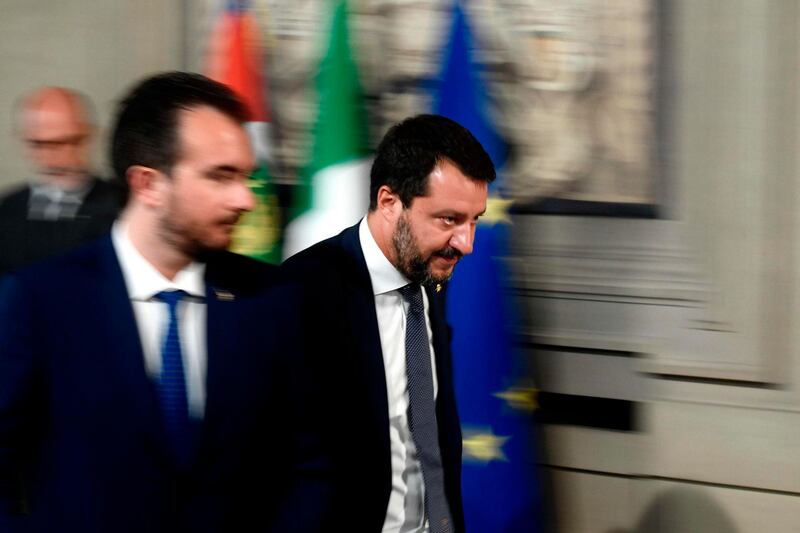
(0, 0), (184, 192)
(522, 1), (800, 531)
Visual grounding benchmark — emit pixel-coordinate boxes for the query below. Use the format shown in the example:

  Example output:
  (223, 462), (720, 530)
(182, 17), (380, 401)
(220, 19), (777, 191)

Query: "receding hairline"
(14, 86), (94, 133)
(369, 155), (487, 211)
(170, 103), (250, 163)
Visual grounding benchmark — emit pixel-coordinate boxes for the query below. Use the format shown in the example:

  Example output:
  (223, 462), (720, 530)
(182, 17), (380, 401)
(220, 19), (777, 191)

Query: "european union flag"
(432, 2), (543, 531)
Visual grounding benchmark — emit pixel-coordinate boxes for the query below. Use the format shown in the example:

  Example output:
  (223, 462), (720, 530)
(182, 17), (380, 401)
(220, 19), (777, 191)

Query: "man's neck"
(366, 211), (399, 268)
(122, 210), (192, 281)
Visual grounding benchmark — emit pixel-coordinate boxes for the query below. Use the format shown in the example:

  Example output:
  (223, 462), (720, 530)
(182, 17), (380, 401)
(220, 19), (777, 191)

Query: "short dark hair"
(110, 71), (248, 181)
(369, 114), (496, 210)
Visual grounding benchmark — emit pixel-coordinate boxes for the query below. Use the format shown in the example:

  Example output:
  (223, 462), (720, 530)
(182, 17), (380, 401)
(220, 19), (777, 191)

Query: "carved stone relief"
(204, 0), (657, 204)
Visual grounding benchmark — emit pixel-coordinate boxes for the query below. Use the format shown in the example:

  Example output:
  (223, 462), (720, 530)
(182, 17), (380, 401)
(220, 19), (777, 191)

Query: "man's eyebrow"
(205, 165), (253, 175)
(209, 165), (241, 173)
(432, 209), (464, 217)
(26, 134), (87, 144)
(431, 206), (487, 218)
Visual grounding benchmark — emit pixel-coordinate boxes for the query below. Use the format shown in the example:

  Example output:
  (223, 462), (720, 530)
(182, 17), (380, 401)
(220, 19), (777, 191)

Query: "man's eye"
(441, 216), (456, 225)
(26, 135), (87, 149)
(28, 140), (57, 149)
(208, 172), (235, 182)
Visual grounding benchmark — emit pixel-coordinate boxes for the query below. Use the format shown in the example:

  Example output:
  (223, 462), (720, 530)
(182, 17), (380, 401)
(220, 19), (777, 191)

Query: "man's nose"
(44, 143), (80, 167)
(449, 224), (475, 256)
(233, 180), (256, 212)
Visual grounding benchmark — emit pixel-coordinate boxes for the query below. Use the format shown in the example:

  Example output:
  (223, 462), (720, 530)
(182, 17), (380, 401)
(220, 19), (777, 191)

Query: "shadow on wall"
(604, 487), (738, 533)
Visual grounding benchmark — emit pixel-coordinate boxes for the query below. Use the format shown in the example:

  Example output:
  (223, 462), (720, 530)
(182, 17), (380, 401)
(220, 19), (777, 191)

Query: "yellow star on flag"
(462, 428), (510, 463)
(480, 195), (514, 226)
(494, 386), (539, 412)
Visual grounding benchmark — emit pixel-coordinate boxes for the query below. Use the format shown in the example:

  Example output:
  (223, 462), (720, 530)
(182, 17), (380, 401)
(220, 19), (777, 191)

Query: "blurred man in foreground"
(0, 72), (305, 532)
(0, 87), (123, 274)
(284, 114), (495, 533)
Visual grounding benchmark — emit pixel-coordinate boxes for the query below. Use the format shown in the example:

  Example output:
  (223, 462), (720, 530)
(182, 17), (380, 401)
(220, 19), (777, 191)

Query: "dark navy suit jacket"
(283, 222), (465, 532)
(0, 177), (124, 275)
(0, 236), (312, 532)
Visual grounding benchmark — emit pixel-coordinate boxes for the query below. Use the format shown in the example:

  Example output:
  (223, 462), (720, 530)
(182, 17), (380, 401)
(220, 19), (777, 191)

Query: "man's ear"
(126, 165), (166, 207)
(375, 185), (403, 221)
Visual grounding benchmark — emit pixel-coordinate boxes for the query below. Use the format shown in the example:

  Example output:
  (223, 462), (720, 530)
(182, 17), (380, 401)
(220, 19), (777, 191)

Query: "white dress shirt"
(359, 217), (438, 533)
(111, 221), (208, 418)
(28, 179), (92, 220)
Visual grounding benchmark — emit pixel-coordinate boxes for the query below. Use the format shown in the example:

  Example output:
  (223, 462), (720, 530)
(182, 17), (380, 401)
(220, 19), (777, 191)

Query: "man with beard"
(283, 114), (494, 533)
(0, 87), (123, 274)
(0, 72), (309, 532)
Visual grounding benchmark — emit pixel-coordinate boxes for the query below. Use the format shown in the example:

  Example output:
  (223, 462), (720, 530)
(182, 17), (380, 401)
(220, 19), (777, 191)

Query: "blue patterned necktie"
(399, 284), (453, 533)
(155, 290), (192, 466)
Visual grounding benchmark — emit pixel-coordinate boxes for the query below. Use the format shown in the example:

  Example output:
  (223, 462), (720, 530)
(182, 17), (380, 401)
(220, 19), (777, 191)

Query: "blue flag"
(432, 2), (543, 531)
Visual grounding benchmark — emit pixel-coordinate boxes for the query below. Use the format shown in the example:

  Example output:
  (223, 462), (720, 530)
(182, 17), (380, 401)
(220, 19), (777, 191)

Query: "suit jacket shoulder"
(80, 177), (126, 217)
(204, 249), (281, 295)
(8, 234), (116, 293)
(282, 223), (369, 289)
(0, 185), (30, 220)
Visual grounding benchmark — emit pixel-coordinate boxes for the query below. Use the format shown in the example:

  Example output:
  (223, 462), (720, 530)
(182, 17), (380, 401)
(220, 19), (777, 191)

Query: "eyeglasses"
(24, 134), (89, 151)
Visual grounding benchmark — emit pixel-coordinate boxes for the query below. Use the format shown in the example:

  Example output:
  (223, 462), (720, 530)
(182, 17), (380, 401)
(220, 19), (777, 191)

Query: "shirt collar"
(111, 220), (206, 301)
(29, 178), (93, 203)
(359, 217), (410, 296)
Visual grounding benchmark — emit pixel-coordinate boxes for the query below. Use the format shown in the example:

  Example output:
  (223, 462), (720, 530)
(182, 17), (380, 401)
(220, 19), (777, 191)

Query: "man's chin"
(214, 236), (234, 251)
(432, 254), (459, 269)
(185, 235), (234, 259)
(40, 171), (89, 188)
(213, 223), (239, 246)
(423, 265), (455, 286)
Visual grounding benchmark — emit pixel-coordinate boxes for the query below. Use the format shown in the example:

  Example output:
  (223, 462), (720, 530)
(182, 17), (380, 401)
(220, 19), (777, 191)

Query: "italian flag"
(282, 0), (371, 259)
(206, 0), (282, 263)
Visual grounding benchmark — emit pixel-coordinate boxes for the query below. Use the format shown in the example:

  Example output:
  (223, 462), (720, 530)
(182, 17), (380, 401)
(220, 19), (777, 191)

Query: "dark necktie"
(155, 290), (192, 466)
(399, 284), (453, 533)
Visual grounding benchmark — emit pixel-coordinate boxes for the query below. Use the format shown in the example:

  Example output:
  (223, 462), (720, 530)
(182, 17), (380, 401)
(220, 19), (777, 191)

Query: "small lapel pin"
(214, 289), (235, 301)
(436, 284), (442, 293)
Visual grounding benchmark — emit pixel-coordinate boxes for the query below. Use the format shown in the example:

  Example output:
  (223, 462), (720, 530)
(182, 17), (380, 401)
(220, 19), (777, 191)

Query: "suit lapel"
(425, 283), (457, 429)
(339, 225), (391, 443)
(426, 285), (452, 376)
(202, 276), (238, 428)
(199, 255), (257, 461)
(89, 238), (166, 450)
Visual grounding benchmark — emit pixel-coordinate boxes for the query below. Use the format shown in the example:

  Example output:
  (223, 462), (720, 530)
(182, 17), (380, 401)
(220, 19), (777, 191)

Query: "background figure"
(284, 114), (495, 532)
(0, 87), (123, 274)
(0, 72), (306, 532)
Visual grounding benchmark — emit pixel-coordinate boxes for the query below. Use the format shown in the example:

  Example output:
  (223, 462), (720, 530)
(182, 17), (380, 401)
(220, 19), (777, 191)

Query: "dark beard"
(392, 214), (461, 286)
(158, 210), (213, 261)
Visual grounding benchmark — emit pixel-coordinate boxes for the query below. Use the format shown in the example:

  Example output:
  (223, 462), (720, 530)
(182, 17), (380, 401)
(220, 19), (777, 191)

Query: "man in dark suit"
(0, 72), (307, 532)
(0, 86), (123, 274)
(284, 114), (496, 533)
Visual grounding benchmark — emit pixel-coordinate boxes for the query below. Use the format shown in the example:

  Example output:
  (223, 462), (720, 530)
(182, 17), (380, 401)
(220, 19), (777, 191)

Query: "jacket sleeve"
(264, 280), (337, 532)
(0, 273), (39, 525)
